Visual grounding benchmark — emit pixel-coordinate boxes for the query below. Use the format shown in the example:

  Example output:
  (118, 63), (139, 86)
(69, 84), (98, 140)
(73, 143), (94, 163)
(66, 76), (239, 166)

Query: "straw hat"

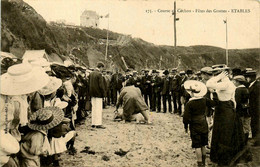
(38, 77), (62, 95)
(184, 80), (207, 97)
(201, 67), (213, 74)
(1, 63), (50, 96)
(28, 106), (64, 131)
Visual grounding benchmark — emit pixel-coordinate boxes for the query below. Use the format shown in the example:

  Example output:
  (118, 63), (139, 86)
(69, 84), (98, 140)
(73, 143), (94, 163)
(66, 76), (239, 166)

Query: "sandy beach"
(53, 106), (259, 167)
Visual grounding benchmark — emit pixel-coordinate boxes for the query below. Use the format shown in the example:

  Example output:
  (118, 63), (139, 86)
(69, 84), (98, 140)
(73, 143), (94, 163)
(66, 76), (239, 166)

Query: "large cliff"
(1, 0), (259, 71)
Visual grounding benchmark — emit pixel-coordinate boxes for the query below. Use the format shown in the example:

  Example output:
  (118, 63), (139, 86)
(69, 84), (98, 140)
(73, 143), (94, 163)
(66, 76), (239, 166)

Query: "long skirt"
(210, 101), (245, 165)
(91, 97), (103, 126)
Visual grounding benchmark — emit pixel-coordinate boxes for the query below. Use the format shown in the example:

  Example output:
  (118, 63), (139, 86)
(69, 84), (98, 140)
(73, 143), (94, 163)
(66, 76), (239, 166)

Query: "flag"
(104, 13), (109, 18)
(100, 14), (109, 18)
(223, 20), (227, 24)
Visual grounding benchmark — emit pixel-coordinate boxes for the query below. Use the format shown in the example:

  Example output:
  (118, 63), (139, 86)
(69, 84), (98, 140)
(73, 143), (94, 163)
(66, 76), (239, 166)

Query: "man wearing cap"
(161, 70), (172, 113)
(89, 62), (106, 129)
(170, 68), (182, 115)
(245, 70), (260, 146)
(233, 75), (250, 144)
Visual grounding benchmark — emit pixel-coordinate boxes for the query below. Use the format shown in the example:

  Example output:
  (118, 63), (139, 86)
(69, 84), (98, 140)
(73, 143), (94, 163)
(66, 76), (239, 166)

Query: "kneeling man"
(115, 82), (151, 124)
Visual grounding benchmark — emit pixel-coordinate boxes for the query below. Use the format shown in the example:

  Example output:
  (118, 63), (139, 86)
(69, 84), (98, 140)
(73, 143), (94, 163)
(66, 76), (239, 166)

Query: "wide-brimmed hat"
(233, 75), (246, 82)
(28, 106), (64, 131)
(1, 63), (50, 95)
(38, 77), (62, 95)
(184, 80), (207, 97)
(201, 67), (213, 74)
(211, 68), (222, 75)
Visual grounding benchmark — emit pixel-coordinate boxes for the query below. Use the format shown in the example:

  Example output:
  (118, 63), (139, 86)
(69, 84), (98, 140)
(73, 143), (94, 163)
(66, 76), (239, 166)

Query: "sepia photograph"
(0, 0), (259, 166)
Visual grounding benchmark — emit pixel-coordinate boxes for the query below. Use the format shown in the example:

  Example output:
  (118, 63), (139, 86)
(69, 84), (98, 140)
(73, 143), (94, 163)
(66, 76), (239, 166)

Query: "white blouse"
(206, 75), (236, 107)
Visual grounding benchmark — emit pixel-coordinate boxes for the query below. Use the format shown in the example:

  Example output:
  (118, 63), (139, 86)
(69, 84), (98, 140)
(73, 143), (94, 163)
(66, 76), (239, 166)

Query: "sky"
(24, 0), (260, 49)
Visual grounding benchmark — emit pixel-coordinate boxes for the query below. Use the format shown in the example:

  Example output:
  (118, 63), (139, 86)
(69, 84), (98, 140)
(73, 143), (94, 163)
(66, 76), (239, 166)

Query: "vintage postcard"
(1, 0), (259, 167)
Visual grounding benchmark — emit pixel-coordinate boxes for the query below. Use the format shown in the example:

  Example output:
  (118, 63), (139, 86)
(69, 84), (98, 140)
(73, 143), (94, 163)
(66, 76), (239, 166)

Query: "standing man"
(153, 70), (163, 113)
(245, 70), (260, 146)
(233, 75), (250, 144)
(170, 68), (182, 115)
(141, 70), (152, 108)
(150, 70), (157, 112)
(89, 62), (106, 129)
(161, 70), (172, 113)
(110, 68), (123, 105)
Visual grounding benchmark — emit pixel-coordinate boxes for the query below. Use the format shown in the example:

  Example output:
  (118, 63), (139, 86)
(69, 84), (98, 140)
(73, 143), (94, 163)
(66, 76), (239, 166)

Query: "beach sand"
(56, 106), (259, 167)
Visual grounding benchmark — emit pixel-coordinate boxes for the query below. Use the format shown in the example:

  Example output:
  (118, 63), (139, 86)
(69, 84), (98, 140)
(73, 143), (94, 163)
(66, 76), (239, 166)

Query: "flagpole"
(105, 14), (109, 62)
(225, 17), (228, 66)
(173, 1), (177, 67)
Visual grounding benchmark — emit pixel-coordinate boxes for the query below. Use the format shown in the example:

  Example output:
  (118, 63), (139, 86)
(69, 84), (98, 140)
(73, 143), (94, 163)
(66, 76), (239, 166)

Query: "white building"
(80, 10), (99, 28)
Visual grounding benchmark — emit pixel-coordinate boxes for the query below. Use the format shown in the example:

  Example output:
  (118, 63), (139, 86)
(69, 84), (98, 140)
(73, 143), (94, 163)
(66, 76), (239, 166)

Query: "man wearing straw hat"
(89, 62), (106, 129)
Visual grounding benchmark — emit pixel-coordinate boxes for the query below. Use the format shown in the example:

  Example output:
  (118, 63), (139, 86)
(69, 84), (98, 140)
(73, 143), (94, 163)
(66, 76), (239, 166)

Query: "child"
(20, 106), (64, 167)
(38, 76), (77, 166)
(48, 117), (76, 166)
(183, 80), (216, 167)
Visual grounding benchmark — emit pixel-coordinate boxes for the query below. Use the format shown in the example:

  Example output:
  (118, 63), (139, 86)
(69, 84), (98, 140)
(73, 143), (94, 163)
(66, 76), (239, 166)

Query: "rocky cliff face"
(1, 0), (259, 71)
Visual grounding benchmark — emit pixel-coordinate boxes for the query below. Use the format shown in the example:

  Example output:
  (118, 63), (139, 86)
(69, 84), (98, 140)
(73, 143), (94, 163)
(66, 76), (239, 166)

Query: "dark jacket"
(89, 70), (106, 98)
(248, 80), (260, 117)
(161, 76), (171, 95)
(153, 76), (163, 93)
(141, 75), (152, 94)
(235, 86), (250, 117)
(110, 73), (123, 90)
(171, 74), (182, 92)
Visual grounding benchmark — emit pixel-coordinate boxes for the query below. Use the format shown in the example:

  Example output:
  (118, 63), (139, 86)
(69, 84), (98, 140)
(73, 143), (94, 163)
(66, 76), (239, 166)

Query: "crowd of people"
(0, 56), (259, 167)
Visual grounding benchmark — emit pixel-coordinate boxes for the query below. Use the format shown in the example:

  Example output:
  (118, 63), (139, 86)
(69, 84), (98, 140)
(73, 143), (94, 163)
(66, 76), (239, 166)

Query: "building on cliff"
(80, 10), (99, 28)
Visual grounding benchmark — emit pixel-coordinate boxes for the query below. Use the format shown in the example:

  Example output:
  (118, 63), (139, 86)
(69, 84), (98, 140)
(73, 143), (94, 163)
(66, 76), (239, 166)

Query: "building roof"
(81, 10), (99, 17)
(23, 50), (49, 61)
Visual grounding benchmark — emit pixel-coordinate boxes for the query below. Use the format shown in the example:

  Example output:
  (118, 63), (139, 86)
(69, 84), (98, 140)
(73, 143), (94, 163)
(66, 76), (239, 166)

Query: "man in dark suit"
(170, 68), (182, 115)
(161, 70), (172, 113)
(110, 68), (123, 105)
(152, 70), (163, 112)
(89, 62), (106, 129)
(245, 70), (260, 146)
(141, 70), (152, 109)
(233, 75), (250, 144)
